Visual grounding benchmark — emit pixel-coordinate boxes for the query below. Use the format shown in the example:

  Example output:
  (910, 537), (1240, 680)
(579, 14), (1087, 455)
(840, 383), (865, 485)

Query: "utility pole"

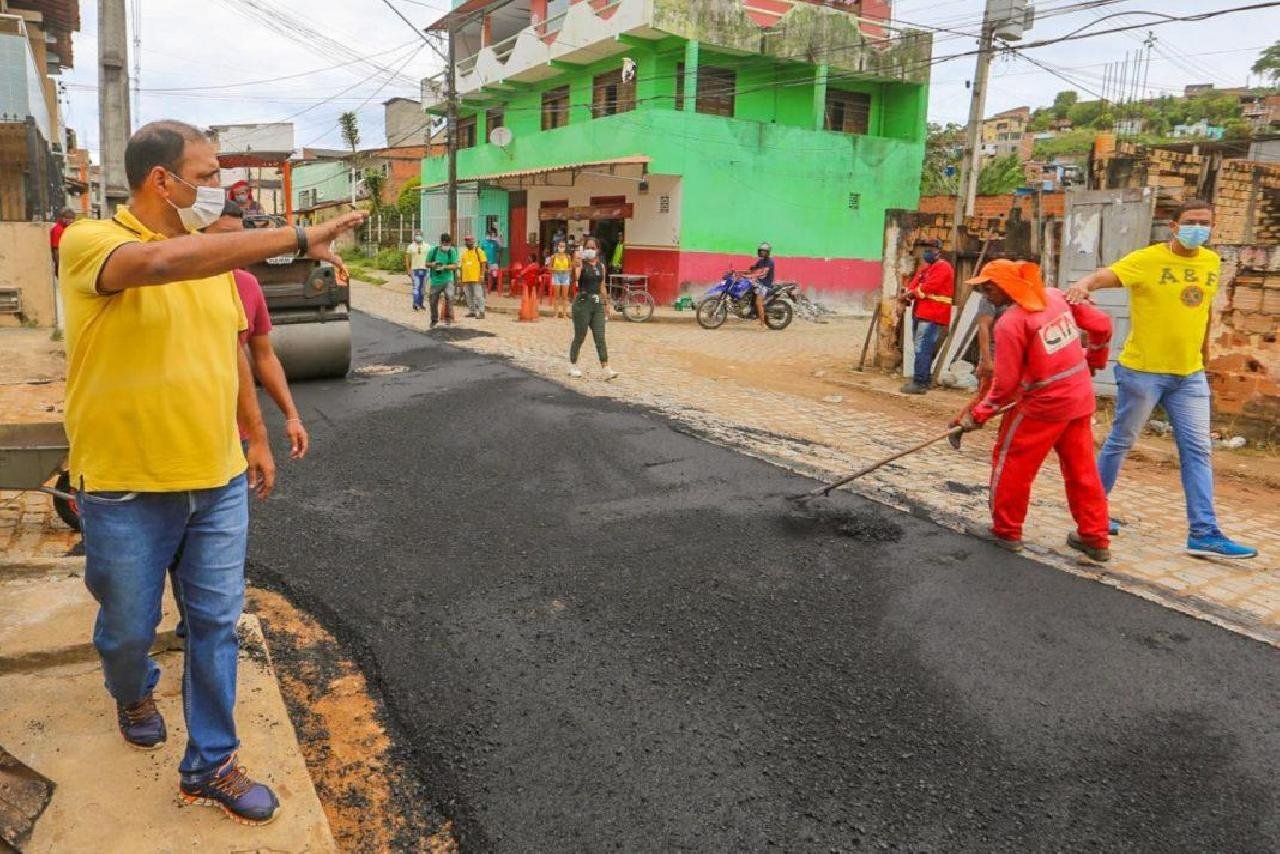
(446, 26), (458, 241)
(1141, 32), (1155, 102)
(950, 18), (994, 247)
(98, 0), (131, 213)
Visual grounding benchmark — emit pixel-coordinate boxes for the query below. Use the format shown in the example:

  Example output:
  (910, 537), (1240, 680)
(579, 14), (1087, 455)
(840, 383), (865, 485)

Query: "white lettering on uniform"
(1039, 311), (1080, 355)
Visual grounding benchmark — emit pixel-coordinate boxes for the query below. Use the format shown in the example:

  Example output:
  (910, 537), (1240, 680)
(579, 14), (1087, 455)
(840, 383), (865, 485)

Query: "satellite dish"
(490, 126), (514, 148)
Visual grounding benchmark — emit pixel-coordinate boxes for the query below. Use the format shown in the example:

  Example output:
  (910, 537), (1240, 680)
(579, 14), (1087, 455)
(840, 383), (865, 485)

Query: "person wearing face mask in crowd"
(899, 238), (954, 395)
(1065, 199), (1257, 561)
(567, 237), (617, 381)
(405, 230), (431, 312)
(57, 120), (364, 827)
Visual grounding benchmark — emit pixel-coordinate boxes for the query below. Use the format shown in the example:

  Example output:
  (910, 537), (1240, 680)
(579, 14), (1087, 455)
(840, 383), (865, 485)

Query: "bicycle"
(607, 274), (656, 323)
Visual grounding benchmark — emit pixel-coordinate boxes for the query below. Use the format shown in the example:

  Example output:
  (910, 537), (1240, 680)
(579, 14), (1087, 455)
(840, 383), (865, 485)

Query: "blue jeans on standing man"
(912, 318), (944, 388)
(410, 268), (428, 309)
(80, 473), (249, 776)
(1097, 364), (1220, 539)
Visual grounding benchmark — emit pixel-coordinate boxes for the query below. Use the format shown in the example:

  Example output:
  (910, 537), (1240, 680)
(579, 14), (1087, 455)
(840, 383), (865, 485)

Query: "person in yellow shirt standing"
(459, 233), (488, 319)
(59, 120), (365, 826)
(1066, 200), (1256, 560)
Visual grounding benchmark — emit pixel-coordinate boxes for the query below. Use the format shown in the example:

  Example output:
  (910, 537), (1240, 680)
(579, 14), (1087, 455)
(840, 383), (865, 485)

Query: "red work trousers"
(989, 410), (1110, 548)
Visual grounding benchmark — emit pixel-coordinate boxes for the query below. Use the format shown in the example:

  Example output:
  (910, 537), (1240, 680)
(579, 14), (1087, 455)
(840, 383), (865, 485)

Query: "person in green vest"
(610, 237), (624, 273)
(427, 232), (459, 329)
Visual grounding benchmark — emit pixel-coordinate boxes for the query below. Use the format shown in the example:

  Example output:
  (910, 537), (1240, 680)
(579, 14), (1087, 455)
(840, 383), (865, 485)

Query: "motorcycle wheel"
(623, 291), (655, 323)
(764, 301), (793, 330)
(696, 297), (729, 330)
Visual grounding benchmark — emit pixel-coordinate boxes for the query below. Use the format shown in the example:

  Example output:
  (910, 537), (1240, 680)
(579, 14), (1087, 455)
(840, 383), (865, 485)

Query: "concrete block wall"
(0, 221), (56, 328)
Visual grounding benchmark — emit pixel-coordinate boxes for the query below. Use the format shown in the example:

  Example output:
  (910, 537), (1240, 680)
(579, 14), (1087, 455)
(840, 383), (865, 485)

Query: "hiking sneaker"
(1186, 534), (1258, 560)
(1109, 518), (1122, 537)
(967, 524), (1023, 553)
(117, 692), (166, 750)
(568, 366), (583, 378)
(1067, 531), (1111, 563)
(179, 757), (280, 826)
(899, 382), (927, 395)
(601, 368), (618, 382)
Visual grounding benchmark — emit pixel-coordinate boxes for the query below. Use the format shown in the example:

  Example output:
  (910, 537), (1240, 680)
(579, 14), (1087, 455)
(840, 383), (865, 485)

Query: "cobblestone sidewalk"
(352, 280), (1280, 646)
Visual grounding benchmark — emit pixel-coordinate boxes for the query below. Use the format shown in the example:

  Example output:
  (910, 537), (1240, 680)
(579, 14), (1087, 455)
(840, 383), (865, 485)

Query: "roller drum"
(268, 307), (352, 381)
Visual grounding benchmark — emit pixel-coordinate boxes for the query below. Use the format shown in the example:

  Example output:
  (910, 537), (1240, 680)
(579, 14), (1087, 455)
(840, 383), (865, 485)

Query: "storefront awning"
(538, 202), (634, 221)
(422, 155), (650, 189)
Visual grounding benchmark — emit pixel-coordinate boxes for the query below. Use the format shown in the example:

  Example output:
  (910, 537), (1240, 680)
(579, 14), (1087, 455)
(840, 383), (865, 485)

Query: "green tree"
(1028, 109), (1054, 132)
(977, 155), (1025, 195)
(396, 176), (421, 219)
(1223, 119), (1253, 140)
(1067, 99), (1104, 128)
(363, 169), (386, 212)
(920, 122), (964, 195)
(1252, 40), (1280, 84)
(338, 111), (360, 204)
(1051, 90), (1078, 118)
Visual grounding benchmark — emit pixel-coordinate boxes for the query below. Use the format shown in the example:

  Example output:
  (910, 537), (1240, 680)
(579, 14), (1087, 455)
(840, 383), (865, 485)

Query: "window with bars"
(542, 86), (571, 130)
(675, 64), (736, 118)
(592, 69), (636, 118)
(824, 90), (871, 135)
(457, 115), (477, 149)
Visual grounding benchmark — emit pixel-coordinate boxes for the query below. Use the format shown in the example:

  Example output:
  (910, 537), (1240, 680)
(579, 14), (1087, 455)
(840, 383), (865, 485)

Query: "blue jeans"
(912, 319), (944, 387)
(80, 473), (249, 775)
(1097, 364), (1220, 539)
(410, 269), (428, 308)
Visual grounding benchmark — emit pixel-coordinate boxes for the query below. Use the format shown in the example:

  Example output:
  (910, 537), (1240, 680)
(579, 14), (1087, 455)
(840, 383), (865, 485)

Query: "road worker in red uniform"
(899, 238), (954, 395)
(957, 259), (1114, 561)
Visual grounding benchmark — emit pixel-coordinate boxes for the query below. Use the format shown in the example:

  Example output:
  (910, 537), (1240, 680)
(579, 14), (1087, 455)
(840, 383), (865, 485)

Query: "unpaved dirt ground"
(247, 587), (456, 853)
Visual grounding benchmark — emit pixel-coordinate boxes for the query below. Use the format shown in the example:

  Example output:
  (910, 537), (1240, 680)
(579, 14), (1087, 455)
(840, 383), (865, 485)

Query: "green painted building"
(422, 0), (930, 303)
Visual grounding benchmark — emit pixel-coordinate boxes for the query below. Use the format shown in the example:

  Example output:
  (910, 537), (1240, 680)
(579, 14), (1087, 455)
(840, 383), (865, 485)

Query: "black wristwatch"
(293, 225), (309, 258)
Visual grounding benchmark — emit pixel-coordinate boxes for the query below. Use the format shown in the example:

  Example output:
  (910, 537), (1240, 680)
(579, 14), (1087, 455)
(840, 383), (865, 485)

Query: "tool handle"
(819, 428), (959, 495)
(811, 403), (1014, 497)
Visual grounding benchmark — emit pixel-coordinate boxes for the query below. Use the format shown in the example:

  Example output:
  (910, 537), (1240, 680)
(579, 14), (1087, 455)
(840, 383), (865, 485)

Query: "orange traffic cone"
(518, 280), (539, 322)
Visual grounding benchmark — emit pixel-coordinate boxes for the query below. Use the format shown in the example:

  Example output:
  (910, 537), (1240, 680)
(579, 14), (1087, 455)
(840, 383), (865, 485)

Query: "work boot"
(1067, 532), (1111, 562)
(179, 756), (280, 826)
(967, 524), (1023, 553)
(117, 692), (166, 750)
(899, 382), (927, 395)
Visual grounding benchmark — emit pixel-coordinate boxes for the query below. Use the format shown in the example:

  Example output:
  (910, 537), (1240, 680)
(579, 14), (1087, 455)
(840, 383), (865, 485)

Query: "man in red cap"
(957, 259), (1114, 561)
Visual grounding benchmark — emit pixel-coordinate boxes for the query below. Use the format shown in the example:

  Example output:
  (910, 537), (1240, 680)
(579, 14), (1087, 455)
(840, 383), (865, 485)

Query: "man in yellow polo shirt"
(1065, 199), (1256, 560)
(59, 120), (365, 825)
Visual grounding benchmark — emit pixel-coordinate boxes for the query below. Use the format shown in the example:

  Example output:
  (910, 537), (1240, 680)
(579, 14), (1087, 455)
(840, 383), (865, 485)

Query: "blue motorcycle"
(696, 270), (796, 330)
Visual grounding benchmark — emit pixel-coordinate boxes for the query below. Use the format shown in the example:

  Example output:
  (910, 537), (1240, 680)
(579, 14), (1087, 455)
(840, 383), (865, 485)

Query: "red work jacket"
(907, 259), (955, 325)
(973, 288), (1112, 424)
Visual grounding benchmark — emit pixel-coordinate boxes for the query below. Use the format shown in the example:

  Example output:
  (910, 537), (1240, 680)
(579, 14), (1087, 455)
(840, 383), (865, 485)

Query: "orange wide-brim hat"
(966, 259), (1047, 312)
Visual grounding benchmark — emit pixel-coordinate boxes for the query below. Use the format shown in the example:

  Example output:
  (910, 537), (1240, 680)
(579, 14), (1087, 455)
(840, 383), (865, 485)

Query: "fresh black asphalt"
(248, 311), (1279, 853)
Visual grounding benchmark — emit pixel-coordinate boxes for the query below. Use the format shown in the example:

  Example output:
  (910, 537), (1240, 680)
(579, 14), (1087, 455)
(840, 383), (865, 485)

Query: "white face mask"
(581, 249), (597, 260)
(166, 171), (225, 230)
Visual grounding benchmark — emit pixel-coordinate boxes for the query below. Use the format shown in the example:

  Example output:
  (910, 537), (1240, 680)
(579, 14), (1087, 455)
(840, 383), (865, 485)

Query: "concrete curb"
(0, 563), (338, 850)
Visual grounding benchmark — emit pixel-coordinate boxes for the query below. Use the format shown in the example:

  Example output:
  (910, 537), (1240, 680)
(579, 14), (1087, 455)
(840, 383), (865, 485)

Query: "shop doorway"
(508, 191), (528, 267)
(589, 196), (627, 271)
(539, 199), (569, 261)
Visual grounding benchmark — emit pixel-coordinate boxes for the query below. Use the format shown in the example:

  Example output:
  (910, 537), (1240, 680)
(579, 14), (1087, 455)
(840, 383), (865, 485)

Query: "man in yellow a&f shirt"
(1066, 199), (1256, 560)
(59, 120), (364, 825)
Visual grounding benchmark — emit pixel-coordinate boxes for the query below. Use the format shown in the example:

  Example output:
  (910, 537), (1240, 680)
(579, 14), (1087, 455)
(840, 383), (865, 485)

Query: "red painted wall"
(623, 247), (882, 305)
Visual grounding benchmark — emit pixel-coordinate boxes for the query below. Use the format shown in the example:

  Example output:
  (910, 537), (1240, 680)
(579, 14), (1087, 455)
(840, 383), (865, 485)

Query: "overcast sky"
(61, 0), (1278, 160)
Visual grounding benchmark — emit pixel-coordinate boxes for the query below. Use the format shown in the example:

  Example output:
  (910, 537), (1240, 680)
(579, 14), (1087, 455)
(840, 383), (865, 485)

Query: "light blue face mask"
(1176, 224), (1211, 249)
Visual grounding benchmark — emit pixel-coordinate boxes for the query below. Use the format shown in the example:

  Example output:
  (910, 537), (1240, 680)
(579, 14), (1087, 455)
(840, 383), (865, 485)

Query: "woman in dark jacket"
(568, 237), (617, 381)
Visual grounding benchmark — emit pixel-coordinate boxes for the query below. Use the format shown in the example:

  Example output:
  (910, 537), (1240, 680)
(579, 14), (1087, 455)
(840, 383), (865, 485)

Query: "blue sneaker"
(1186, 535), (1258, 560)
(1109, 518), (1121, 537)
(179, 757), (280, 826)
(117, 693), (166, 750)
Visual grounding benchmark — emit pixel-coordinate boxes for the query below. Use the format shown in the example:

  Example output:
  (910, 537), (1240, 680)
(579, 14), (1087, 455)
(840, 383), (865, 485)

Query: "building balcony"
(425, 0), (928, 111)
(0, 14), (52, 141)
